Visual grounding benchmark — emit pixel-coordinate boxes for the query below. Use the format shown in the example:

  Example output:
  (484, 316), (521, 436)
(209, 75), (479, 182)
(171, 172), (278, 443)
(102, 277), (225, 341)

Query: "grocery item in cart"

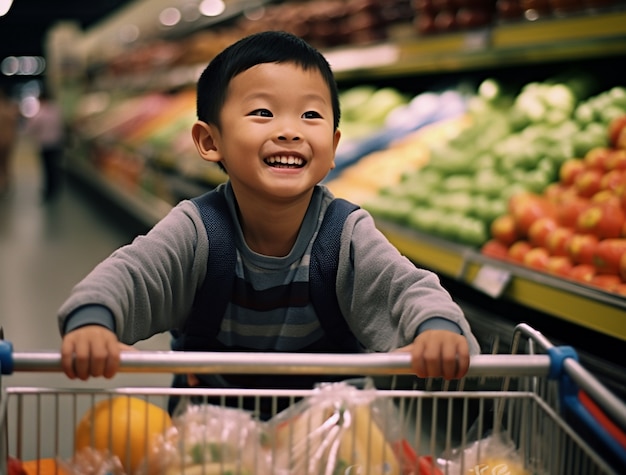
(74, 396), (172, 475)
(437, 434), (530, 475)
(139, 402), (270, 475)
(267, 380), (405, 475)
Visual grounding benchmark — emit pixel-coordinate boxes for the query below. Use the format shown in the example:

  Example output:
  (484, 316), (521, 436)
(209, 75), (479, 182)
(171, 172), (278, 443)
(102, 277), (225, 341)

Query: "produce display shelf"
(376, 220), (626, 343)
(70, 157), (171, 229)
(330, 11), (626, 79)
(68, 155), (626, 343)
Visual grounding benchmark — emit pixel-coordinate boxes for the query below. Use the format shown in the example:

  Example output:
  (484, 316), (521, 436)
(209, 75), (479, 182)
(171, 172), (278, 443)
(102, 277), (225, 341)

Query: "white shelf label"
(464, 29), (491, 51)
(471, 265), (511, 298)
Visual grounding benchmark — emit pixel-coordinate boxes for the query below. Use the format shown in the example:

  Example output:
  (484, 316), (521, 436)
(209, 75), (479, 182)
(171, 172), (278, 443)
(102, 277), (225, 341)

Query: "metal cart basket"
(1, 324), (625, 475)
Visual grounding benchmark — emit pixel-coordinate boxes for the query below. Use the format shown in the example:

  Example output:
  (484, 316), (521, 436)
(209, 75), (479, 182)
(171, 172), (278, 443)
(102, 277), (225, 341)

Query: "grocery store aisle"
(0, 134), (171, 388)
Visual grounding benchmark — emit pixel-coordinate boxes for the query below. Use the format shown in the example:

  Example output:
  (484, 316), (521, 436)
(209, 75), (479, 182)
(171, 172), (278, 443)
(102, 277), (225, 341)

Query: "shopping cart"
(1, 323), (625, 475)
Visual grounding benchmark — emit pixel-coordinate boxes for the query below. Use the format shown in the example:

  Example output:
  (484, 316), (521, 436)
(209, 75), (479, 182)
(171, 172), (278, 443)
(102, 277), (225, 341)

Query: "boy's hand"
(397, 330), (470, 380)
(61, 325), (134, 380)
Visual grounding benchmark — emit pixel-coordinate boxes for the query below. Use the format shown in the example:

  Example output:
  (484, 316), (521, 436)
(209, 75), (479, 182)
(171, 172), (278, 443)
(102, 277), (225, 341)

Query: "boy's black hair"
(196, 30), (341, 130)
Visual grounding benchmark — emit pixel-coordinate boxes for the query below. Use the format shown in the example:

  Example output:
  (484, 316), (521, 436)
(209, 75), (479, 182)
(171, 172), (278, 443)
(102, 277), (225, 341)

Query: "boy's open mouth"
(265, 155), (305, 169)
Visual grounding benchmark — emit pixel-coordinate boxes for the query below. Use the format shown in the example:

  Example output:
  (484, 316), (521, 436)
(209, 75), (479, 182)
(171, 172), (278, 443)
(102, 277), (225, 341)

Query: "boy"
(59, 31), (480, 387)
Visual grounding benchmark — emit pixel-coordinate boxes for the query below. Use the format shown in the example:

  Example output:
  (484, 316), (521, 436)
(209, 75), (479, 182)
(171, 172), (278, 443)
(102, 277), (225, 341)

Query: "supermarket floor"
(1, 135), (171, 458)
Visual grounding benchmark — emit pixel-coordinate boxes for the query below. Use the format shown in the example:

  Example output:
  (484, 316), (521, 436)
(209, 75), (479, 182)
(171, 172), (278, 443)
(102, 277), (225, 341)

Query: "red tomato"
(490, 214), (519, 246)
(591, 189), (621, 208)
(620, 252), (626, 281)
(593, 238), (626, 274)
(559, 158), (586, 186)
(584, 147), (613, 172)
(612, 283), (626, 296)
(508, 240), (533, 263)
(557, 195), (590, 228)
(528, 217), (558, 248)
(523, 247), (550, 270)
(599, 169), (626, 194)
(607, 149), (626, 170)
(590, 274), (622, 292)
(608, 115), (626, 149)
(546, 255), (574, 277)
(568, 264), (596, 283)
(576, 203), (626, 239)
(546, 227), (575, 257)
(509, 194), (556, 236)
(481, 239), (510, 259)
(567, 233), (600, 265)
(574, 168), (604, 198)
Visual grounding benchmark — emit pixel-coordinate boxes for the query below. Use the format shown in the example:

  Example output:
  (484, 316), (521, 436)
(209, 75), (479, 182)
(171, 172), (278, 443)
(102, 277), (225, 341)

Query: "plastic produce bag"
(58, 447), (125, 475)
(436, 433), (530, 475)
(138, 402), (271, 475)
(266, 379), (408, 475)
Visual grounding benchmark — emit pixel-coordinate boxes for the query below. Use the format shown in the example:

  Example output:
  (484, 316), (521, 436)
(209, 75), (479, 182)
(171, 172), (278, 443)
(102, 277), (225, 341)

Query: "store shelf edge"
(331, 11), (626, 80)
(69, 157), (172, 228)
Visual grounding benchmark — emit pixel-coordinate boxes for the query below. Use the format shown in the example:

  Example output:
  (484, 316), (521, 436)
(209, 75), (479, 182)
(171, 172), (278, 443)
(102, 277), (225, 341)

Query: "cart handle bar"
(3, 350), (551, 378)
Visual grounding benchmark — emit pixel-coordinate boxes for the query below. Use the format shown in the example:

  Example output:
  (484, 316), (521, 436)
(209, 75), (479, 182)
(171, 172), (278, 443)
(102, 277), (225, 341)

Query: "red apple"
(583, 147), (613, 172)
(481, 239), (510, 259)
(574, 168), (604, 198)
(546, 255), (574, 277)
(490, 214), (519, 246)
(576, 203), (626, 239)
(546, 226), (575, 257)
(568, 264), (596, 283)
(508, 240), (533, 263)
(523, 247), (550, 270)
(608, 115), (626, 148)
(528, 216), (558, 248)
(559, 158), (586, 187)
(567, 233), (600, 265)
(592, 238), (626, 274)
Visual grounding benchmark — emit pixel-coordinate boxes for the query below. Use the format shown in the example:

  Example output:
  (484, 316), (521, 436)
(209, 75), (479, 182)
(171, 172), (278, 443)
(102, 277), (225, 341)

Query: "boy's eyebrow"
(242, 91), (330, 105)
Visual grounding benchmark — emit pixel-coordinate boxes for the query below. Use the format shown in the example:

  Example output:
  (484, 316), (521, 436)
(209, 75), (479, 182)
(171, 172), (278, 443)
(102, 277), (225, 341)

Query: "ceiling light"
(0, 0), (14, 17)
(159, 7), (182, 27)
(199, 0), (225, 17)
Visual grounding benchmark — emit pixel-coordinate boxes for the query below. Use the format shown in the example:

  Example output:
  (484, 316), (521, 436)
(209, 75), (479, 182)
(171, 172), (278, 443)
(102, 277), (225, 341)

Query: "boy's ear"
(191, 121), (222, 163)
(330, 129), (341, 169)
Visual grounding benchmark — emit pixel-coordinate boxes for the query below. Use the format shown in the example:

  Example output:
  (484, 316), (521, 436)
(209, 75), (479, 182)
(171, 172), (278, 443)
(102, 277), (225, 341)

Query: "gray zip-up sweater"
(58, 182), (480, 355)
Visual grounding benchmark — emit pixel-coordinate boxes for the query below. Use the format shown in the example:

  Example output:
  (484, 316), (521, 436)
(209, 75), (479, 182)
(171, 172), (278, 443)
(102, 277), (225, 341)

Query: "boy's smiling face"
(197, 62), (340, 204)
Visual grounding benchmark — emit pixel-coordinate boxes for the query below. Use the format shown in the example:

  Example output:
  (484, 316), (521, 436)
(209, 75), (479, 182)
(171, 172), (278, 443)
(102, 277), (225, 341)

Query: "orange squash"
(74, 396), (172, 475)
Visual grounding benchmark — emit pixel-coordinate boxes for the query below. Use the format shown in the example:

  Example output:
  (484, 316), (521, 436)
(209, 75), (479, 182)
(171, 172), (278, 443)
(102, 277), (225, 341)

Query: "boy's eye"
(303, 111), (322, 119)
(249, 109), (273, 117)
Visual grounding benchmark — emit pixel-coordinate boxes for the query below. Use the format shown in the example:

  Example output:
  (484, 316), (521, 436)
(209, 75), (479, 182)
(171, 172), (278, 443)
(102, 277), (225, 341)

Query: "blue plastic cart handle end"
(0, 340), (14, 375)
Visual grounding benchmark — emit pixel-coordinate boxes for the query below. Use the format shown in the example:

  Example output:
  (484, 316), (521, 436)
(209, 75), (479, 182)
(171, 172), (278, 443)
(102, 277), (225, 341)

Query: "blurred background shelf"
(376, 219), (626, 342)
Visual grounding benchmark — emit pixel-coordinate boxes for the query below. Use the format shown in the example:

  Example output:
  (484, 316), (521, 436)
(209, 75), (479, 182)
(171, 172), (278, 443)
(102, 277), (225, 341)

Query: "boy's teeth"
(267, 156), (303, 166)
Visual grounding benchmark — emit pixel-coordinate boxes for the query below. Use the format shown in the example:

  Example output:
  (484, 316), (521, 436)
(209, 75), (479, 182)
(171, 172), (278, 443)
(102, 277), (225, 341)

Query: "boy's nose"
(277, 133), (300, 141)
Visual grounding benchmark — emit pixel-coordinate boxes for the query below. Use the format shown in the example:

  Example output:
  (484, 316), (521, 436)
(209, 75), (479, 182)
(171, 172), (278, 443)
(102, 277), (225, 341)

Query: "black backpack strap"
(310, 198), (361, 351)
(171, 190), (236, 350)
(174, 193), (360, 352)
